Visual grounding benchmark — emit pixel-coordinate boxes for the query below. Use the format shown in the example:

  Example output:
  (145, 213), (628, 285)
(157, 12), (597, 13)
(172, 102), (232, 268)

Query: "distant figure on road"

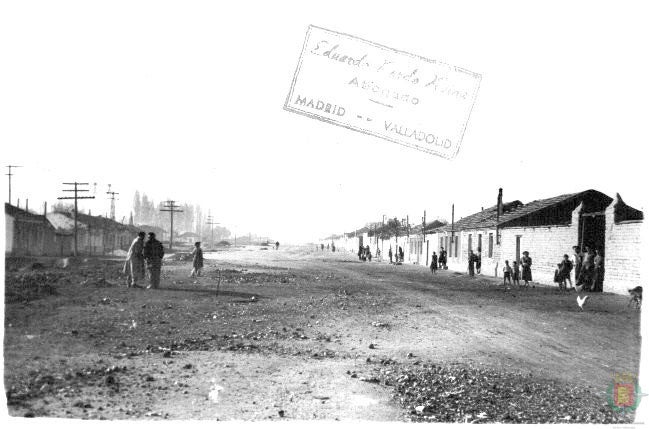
(365, 245), (371, 262)
(399, 246), (404, 262)
(431, 252), (438, 275)
(331, 243), (336, 252)
(190, 241), (204, 278)
(144, 232), (165, 289)
(388, 247), (393, 263)
(439, 247), (447, 269)
(327, 243), (330, 251)
(321, 244), (324, 251)
(124, 231), (145, 288)
(468, 250), (476, 276)
(503, 260), (512, 286)
(275, 241), (280, 250)
(358, 245), (363, 261)
(521, 251), (533, 287)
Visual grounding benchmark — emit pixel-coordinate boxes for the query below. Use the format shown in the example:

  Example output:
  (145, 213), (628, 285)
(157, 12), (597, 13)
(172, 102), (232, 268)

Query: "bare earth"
(3, 246), (641, 422)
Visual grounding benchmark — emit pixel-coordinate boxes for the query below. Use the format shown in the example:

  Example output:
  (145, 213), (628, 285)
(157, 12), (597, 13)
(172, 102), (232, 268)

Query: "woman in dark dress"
(521, 251), (533, 287)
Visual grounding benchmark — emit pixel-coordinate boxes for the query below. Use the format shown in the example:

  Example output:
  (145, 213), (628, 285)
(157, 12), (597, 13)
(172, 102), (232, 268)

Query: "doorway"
(579, 213), (606, 254)
(515, 235), (521, 264)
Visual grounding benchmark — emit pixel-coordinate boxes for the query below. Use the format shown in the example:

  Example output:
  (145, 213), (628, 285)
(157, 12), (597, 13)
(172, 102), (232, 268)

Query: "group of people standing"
(124, 232), (165, 289)
(555, 246), (604, 291)
(358, 245), (373, 262)
(388, 246), (404, 264)
(503, 251), (533, 287)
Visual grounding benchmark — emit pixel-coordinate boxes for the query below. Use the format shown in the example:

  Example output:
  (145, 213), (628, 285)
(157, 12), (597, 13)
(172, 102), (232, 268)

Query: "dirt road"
(4, 246), (641, 421)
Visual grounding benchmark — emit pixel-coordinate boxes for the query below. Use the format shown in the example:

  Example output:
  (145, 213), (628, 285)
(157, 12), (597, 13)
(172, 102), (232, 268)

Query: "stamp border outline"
(284, 25), (482, 160)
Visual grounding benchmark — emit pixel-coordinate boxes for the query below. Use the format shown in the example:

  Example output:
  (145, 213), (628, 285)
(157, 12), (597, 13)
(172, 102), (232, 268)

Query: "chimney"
(17, 198), (20, 209)
(496, 188), (503, 245)
(497, 188), (503, 217)
(26, 199), (29, 212)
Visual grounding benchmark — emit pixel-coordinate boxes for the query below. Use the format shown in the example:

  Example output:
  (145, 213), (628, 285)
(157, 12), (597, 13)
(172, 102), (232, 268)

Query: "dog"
(628, 286), (642, 309)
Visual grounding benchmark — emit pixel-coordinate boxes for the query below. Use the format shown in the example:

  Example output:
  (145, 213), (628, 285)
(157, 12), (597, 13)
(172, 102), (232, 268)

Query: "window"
(488, 233), (493, 258)
(478, 234), (482, 252)
(468, 234), (472, 252)
(454, 235), (460, 258)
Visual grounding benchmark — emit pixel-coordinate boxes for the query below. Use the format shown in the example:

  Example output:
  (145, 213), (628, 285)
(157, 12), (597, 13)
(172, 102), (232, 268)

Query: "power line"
(57, 182), (95, 256)
(160, 200), (183, 251)
(6, 165), (22, 204)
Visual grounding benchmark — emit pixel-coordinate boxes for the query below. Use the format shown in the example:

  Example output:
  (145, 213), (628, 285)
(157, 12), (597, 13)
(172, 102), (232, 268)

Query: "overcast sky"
(2, 0), (648, 243)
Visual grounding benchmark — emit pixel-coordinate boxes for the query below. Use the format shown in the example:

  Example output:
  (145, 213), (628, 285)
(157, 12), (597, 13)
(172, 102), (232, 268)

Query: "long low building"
(428, 190), (642, 294)
(332, 189), (643, 295)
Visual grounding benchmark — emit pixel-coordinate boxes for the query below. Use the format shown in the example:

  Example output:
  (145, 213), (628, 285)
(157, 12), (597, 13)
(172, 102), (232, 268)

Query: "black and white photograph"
(1, 0), (647, 425)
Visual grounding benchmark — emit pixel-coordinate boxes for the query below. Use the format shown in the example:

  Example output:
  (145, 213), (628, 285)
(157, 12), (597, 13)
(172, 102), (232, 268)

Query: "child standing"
(431, 252), (438, 275)
(512, 261), (521, 286)
(503, 260), (512, 286)
(558, 254), (573, 290)
(190, 241), (204, 278)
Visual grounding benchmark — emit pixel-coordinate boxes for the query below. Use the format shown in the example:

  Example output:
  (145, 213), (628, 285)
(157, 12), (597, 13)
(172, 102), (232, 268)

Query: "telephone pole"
(206, 215), (220, 249)
(57, 182), (95, 256)
(6, 165), (22, 204)
(106, 184), (119, 220)
(160, 200), (183, 251)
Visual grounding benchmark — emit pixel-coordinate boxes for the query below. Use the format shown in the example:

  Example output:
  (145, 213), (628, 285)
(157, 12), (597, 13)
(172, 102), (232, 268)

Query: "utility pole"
(6, 165), (22, 204)
(58, 182), (95, 256)
(106, 184), (119, 220)
(206, 215), (219, 249)
(160, 200), (183, 251)
(422, 210), (427, 242)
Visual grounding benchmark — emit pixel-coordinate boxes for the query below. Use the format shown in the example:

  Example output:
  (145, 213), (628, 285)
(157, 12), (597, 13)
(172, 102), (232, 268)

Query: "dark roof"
(613, 193), (644, 222)
(5, 203), (53, 226)
(50, 210), (142, 232)
(437, 190), (614, 231)
(438, 200), (523, 231)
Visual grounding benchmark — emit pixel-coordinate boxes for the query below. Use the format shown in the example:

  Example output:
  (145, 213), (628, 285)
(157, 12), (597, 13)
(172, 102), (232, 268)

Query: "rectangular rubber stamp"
(284, 25), (481, 159)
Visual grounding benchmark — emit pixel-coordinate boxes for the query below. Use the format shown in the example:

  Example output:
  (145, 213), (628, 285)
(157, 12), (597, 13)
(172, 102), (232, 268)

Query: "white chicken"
(577, 295), (589, 311)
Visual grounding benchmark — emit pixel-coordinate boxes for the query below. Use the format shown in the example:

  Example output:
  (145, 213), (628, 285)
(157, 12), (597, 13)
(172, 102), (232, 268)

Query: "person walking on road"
(190, 241), (204, 278)
(388, 247), (393, 264)
(144, 232), (165, 289)
(124, 231), (145, 288)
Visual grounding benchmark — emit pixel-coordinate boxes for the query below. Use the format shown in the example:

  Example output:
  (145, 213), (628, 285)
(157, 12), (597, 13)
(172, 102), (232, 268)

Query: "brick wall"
(604, 195), (643, 294)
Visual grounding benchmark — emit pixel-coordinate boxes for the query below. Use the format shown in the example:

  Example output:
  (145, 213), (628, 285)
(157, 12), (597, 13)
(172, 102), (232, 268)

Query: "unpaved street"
(4, 246), (641, 422)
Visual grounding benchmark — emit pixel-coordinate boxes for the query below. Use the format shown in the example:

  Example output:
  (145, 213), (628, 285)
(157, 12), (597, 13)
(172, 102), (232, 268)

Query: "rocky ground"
(3, 246), (642, 422)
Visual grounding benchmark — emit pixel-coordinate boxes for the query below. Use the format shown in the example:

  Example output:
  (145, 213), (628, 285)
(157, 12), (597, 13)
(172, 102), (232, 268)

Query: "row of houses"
(4, 203), (167, 257)
(328, 189), (643, 295)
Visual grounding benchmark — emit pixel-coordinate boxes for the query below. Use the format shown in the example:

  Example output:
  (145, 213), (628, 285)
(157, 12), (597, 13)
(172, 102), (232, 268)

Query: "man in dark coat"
(143, 232), (165, 289)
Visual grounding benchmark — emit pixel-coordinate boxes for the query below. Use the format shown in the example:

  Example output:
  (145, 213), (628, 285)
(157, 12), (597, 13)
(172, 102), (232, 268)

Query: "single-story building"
(423, 189), (642, 294)
(5, 203), (64, 256)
